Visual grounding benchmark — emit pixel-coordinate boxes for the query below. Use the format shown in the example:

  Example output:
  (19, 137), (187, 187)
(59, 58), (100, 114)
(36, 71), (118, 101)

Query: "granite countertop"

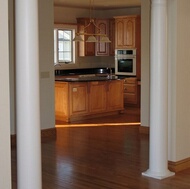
(55, 75), (121, 82)
(55, 67), (114, 76)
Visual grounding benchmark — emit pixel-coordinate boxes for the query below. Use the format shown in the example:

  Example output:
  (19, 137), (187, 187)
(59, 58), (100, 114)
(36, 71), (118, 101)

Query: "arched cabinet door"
(115, 15), (140, 49)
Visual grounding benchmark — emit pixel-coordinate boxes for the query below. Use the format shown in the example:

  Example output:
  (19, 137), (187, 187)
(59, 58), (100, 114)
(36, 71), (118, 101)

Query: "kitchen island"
(55, 76), (124, 122)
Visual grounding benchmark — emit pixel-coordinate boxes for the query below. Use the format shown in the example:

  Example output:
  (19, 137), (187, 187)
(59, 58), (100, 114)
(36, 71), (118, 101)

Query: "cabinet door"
(107, 80), (124, 110)
(123, 17), (136, 48)
(109, 18), (115, 56)
(115, 16), (137, 49)
(115, 19), (124, 49)
(77, 18), (95, 56)
(69, 82), (88, 115)
(55, 82), (69, 121)
(95, 19), (109, 56)
(123, 77), (137, 104)
(89, 81), (107, 113)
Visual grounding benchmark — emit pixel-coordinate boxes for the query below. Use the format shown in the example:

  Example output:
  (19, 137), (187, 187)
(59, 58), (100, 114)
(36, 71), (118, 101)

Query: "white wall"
(168, 0), (177, 162)
(168, 0), (190, 161)
(9, 0), (16, 134)
(0, 0), (12, 188)
(54, 6), (141, 23)
(39, 0), (55, 130)
(141, 0), (150, 127)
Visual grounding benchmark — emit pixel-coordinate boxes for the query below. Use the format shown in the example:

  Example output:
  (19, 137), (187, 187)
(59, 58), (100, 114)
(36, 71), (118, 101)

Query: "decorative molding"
(11, 128), (56, 148)
(139, 125), (149, 134)
(168, 158), (190, 172)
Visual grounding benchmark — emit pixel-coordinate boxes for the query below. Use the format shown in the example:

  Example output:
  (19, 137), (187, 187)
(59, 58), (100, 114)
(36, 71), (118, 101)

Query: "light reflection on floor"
(56, 122), (141, 128)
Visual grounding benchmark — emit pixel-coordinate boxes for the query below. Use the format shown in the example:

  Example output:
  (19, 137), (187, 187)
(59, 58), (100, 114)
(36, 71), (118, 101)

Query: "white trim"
(54, 23), (79, 69)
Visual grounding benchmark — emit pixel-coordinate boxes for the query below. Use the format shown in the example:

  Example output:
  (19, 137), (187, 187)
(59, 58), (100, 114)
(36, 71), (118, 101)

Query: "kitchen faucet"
(107, 67), (112, 78)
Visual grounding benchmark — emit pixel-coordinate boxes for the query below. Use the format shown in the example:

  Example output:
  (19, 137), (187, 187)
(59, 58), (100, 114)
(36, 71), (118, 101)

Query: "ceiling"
(54, 0), (141, 10)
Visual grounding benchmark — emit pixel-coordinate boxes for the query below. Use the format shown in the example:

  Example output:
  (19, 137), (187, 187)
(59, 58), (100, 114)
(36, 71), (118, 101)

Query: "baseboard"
(139, 125), (149, 134)
(11, 128), (56, 148)
(168, 158), (190, 172)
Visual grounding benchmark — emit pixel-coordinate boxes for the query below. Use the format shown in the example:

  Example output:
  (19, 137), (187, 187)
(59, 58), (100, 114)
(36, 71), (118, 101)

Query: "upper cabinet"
(77, 18), (96, 56)
(76, 16), (140, 56)
(115, 15), (141, 79)
(95, 19), (109, 56)
(76, 18), (114, 57)
(109, 18), (115, 56)
(114, 15), (141, 49)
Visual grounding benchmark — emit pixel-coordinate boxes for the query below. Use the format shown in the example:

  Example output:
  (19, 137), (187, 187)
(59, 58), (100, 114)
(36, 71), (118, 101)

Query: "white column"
(15, 0), (42, 189)
(142, 0), (175, 179)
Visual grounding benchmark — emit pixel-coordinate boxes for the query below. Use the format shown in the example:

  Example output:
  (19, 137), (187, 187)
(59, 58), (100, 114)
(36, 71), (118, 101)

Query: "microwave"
(115, 49), (136, 76)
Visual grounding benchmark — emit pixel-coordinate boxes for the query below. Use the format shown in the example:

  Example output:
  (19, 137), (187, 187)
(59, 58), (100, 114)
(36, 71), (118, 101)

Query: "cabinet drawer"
(123, 78), (137, 84)
(124, 94), (137, 104)
(124, 84), (136, 93)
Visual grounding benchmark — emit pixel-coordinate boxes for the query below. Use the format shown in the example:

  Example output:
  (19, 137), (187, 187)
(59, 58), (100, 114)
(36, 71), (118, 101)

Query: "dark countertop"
(55, 75), (122, 82)
(55, 67), (114, 76)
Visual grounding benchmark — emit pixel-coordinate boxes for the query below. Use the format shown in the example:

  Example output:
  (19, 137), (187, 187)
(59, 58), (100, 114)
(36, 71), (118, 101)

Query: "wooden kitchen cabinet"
(89, 81), (107, 113)
(109, 18), (115, 56)
(76, 18), (115, 56)
(69, 82), (89, 115)
(55, 82), (88, 122)
(123, 77), (137, 105)
(89, 80), (124, 113)
(95, 19), (109, 56)
(107, 80), (124, 110)
(55, 79), (124, 122)
(55, 82), (69, 121)
(77, 18), (96, 56)
(115, 15), (141, 80)
(114, 15), (140, 49)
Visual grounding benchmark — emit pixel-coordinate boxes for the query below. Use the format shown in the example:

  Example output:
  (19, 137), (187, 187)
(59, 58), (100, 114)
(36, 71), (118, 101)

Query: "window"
(54, 25), (76, 65)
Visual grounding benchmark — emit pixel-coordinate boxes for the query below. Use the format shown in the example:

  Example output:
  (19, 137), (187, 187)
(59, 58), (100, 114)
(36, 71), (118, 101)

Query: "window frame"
(54, 24), (77, 67)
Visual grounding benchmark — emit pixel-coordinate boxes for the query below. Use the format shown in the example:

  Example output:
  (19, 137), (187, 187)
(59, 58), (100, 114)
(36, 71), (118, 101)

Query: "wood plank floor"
(11, 108), (190, 189)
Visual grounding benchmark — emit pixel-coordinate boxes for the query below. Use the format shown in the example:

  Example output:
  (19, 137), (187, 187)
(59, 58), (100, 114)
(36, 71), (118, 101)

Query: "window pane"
(63, 41), (71, 51)
(58, 30), (63, 39)
(58, 41), (64, 51)
(54, 27), (76, 64)
(59, 52), (71, 62)
(54, 28), (74, 64)
(63, 31), (71, 40)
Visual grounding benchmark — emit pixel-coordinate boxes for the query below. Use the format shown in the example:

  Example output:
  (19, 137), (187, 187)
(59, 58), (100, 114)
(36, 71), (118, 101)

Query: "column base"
(142, 169), (175, 180)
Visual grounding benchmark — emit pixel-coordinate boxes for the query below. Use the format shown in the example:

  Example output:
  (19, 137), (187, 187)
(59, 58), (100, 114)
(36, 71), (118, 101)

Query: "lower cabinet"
(107, 80), (124, 110)
(55, 80), (124, 122)
(89, 81), (107, 113)
(123, 77), (137, 105)
(69, 82), (89, 115)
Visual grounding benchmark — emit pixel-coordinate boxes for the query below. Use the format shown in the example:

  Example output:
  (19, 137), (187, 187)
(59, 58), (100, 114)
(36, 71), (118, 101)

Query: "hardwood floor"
(11, 108), (190, 189)
(55, 107), (141, 126)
